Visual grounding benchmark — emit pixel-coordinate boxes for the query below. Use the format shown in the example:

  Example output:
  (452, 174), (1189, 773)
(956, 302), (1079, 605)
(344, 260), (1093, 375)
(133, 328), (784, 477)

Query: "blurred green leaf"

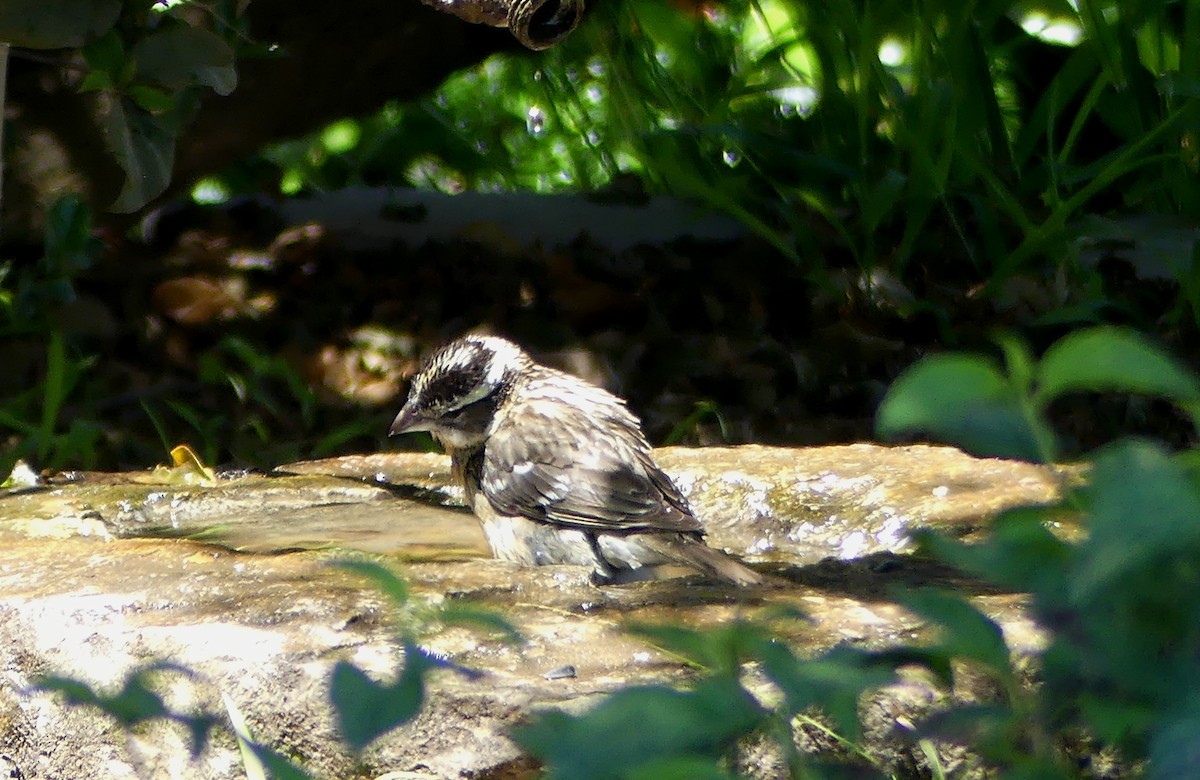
(627, 623), (721, 669)
(1035, 326), (1200, 413)
(246, 744), (312, 780)
(918, 703), (1018, 747)
(876, 354), (1042, 461)
(0, 0), (120, 48)
(223, 692), (314, 780)
(515, 676), (765, 780)
(132, 24), (237, 95)
(626, 620), (770, 673)
(900, 590), (1013, 679)
(1070, 440), (1200, 602)
(44, 194), (101, 274)
(1078, 693), (1157, 749)
(439, 603), (522, 645)
(914, 507), (1072, 595)
(38, 330), (67, 462)
(37, 663), (217, 757)
(79, 71), (115, 93)
(331, 559), (410, 608)
(105, 97), (176, 212)
(1150, 698), (1200, 780)
(81, 28), (125, 77)
(330, 640), (432, 751)
(753, 644), (895, 740)
(626, 757), (740, 780)
(128, 85), (176, 113)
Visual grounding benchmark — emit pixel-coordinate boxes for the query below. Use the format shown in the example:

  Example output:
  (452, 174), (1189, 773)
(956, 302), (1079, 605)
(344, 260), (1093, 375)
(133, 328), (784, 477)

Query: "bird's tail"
(645, 534), (764, 587)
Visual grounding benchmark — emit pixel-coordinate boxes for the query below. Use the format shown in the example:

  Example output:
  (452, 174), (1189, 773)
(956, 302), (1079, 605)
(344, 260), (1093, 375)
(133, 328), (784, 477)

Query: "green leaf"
(132, 24), (237, 95)
(1079, 693), (1156, 748)
(36, 664), (216, 757)
(753, 644), (895, 739)
(997, 333), (1036, 395)
(627, 622), (747, 672)
(128, 85), (177, 113)
(861, 169), (907, 230)
(876, 354), (1042, 461)
(330, 559), (410, 608)
(79, 71), (115, 93)
(1150, 700), (1200, 780)
(900, 590), (1012, 678)
(104, 97), (176, 212)
(223, 693), (268, 780)
(330, 641), (433, 751)
(81, 29), (125, 77)
(514, 677), (764, 780)
(1035, 326), (1200, 410)
(224, 693), (313, 780)
(44, 193), (98, 271)
(913, 509), (1072, 596)
(439, 603), (522, 644)
(1070, 440), (1200, 602)
(0, 0), (120, 48)
(246, 744), (313, 780)
(918, 703), (1016, 745)
(35, 676), (103, 708)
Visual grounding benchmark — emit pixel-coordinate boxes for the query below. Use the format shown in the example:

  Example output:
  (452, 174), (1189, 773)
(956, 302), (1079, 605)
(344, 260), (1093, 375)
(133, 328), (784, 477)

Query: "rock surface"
(0, 445), (1064, 779)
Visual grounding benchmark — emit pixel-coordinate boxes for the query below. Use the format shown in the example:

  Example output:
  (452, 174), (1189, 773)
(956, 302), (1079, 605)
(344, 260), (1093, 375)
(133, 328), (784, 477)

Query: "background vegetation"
(5, 0), (1200, 776)
(3, 0), (1200, 475)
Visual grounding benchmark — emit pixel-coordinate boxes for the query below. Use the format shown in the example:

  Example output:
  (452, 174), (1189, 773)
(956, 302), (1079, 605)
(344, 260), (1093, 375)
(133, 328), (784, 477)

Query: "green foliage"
(0, 0), (121, 49)
(0, 197), (105, 475)
(36, 661), (218, 757)
(0, 332), (101, 475)
(1, 194), (102, 330)
(326, 562), (459, 751)
(515, 617), (905, 778)
(4, 2), (240, 212)
(516, 678), (766, 780)
(224, 693), (311, 780)
(878, 325), (1200, 773)
(874, 353), (1043, 461)
(912, 440), (1200, 769)
(878, 325), (1200, 461)
(13, 2), (1200, 776)
(91, 10), (239, 212)
(229, 0), (1200, 292)
(330, 639), (438, 752)
(663, 400), (730, 445)
(137, 335), (322, 468)
(326, 560), (516, 752)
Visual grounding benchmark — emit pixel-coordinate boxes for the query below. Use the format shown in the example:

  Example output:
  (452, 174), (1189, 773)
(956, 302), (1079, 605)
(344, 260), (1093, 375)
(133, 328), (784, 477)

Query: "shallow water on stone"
(0, 444), (1067, 779)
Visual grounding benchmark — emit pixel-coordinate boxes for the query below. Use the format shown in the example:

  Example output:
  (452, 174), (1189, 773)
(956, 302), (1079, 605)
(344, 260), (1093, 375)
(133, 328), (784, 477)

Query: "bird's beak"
(389, 405), (429, 436)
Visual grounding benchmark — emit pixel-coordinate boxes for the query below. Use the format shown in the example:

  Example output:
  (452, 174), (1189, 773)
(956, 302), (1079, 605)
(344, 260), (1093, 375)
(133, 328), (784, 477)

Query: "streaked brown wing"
(479, 397), (702, 534)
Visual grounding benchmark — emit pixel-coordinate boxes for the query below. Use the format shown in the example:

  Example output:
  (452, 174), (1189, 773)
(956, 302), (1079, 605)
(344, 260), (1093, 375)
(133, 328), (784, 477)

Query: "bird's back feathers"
(479, 365), (702, 535)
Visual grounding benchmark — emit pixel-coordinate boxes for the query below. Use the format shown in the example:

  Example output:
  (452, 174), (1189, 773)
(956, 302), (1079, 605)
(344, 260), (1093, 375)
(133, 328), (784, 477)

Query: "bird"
(388, 334), (762, 587)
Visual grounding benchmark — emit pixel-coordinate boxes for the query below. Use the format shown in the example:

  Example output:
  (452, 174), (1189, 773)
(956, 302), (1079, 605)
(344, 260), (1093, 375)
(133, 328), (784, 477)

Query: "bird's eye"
(439, 392), (498, 423)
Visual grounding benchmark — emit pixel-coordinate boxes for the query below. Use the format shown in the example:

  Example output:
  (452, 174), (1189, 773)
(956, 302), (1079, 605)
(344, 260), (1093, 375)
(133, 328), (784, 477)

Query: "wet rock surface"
(0, 445), (1063, 779)
(283, 443), (1068, 561)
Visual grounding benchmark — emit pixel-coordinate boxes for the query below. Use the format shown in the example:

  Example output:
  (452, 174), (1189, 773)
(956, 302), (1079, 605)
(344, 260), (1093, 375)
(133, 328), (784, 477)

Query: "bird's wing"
(479, 385), (702, 534)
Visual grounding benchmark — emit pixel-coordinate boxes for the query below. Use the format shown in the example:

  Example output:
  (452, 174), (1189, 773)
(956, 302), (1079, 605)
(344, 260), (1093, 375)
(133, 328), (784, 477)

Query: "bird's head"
(389, 335), (531, 449)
